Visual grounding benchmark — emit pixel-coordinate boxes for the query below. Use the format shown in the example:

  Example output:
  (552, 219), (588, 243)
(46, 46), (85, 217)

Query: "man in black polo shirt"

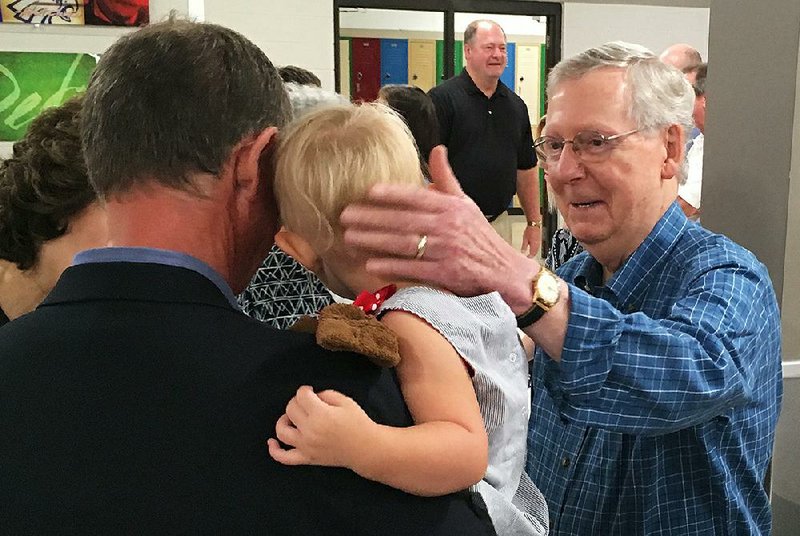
(429, 19), (541, 256)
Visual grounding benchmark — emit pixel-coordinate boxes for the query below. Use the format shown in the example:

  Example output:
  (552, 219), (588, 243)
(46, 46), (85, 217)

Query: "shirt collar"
(73, 247), (240, 309)
(569, 202), (689, 309)
(459, 68), (508, 98)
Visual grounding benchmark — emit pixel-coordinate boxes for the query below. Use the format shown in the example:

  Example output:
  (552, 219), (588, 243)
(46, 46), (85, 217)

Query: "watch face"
(537, 270), (560, 305)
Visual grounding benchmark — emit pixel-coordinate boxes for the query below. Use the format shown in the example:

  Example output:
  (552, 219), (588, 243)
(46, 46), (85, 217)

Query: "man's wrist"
(504, 256), (543, 315)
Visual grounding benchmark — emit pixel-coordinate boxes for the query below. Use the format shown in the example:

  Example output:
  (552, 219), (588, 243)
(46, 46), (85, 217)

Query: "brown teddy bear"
(291, 303), (401, 368)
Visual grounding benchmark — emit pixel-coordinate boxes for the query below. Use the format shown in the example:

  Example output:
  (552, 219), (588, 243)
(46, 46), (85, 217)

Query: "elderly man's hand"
(340, 146), (541, 314)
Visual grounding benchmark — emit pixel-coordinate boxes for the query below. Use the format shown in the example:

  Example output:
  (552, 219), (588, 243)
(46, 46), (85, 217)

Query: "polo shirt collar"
(569, 202), (689, 310)
(459, 68), (508, 98)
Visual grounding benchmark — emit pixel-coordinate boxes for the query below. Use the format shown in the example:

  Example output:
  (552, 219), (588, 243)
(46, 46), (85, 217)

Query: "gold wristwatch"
(516, 266), (560, 328)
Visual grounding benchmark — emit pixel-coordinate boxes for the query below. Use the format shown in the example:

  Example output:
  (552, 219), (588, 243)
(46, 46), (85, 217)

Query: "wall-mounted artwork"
(0, 51), (96, 141)
(0, 1), (148, 27)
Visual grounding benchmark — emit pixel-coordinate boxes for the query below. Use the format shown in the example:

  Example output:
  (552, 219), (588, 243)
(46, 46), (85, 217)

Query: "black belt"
(485, 212), (504, 223)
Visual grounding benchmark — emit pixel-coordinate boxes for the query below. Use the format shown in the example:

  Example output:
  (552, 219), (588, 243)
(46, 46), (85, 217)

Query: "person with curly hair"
(0, 96), (107, 326)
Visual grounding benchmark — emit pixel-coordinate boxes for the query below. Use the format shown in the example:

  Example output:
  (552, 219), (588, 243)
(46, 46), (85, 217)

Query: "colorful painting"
(0, 51), (96, 141)
(0, 0), (147, 26)
(1, 1), (84, 24)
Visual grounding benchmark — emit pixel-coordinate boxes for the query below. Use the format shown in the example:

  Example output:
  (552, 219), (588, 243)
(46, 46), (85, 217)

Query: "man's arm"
(516, 167), (542, 257)
(543, 262), (779, 435)
(339, 147), (778, 436)
(428, 88), (452, 148)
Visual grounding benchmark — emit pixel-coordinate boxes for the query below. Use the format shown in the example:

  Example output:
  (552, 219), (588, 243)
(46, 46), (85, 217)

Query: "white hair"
(284, 82), (349, 119)
(548, 41), (694, 183)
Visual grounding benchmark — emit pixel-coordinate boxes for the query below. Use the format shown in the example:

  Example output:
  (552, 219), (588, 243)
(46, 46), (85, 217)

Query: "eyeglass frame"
(533, 128), (641, 165)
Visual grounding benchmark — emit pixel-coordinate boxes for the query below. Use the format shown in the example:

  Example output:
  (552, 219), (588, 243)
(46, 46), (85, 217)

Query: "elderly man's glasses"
(534, 129), (639, 164)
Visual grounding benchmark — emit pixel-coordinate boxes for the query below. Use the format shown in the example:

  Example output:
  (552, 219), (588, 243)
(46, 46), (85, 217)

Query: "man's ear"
(275, 228), (321, 274)
(661, 124), (684, 181)
(231, 126), (279, 194)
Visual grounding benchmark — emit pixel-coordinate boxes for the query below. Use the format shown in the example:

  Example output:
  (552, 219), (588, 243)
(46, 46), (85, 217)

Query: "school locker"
(380, 39), (408, 86)
(408, 40), (436, 92)
(515, 44), (541, 125)
(500, 42), (516, 91)
(351, 37), (381, 102)
(435, 40), (464, 84)
(339, 39), (351, 99)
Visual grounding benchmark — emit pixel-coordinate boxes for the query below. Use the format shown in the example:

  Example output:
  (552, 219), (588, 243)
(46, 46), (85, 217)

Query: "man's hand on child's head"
(267, 385), (376, 470)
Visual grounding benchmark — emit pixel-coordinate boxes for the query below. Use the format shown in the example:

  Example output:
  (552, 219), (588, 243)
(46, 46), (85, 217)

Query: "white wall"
(340, 9), (545, 37)
(563, 3), (709, 59)
(204, 0), (334, 89)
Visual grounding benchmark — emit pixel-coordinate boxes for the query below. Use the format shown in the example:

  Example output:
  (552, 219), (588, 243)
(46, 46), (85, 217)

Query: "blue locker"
(500, 42), (516, 92)
(380, 39), (408, 86)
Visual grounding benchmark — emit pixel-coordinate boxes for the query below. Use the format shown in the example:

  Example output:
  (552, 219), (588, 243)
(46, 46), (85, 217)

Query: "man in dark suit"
(0, 19), (496, 535)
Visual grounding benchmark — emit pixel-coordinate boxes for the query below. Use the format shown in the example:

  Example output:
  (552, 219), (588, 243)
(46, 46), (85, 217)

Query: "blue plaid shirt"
(527, 203), (782, 535)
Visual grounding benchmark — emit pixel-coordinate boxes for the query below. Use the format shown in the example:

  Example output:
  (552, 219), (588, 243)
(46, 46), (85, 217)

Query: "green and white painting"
(0, 51), (96, 141)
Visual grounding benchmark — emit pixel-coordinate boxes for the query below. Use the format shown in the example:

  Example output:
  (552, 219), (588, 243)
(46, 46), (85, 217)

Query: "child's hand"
(267, 385), (376, 470)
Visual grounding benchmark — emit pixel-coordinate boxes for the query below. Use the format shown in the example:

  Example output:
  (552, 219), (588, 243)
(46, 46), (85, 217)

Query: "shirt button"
(509, 352), (518, 363)
(561, 456), (571, 468)
(488, 110), (493, 114)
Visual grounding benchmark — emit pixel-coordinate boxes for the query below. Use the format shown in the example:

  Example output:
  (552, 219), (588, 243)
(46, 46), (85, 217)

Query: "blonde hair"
(275, 102), (424, 251)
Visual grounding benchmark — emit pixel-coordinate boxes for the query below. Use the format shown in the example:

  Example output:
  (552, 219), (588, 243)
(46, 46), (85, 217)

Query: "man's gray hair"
(285, 83), (349, 119)
(548, 41), (695, 144)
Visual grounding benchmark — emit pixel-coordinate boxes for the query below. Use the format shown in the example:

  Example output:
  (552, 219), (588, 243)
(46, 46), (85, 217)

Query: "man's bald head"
(659, 43), (702, 72)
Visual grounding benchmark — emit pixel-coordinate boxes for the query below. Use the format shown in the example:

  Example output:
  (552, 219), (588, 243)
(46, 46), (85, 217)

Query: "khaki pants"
(489, 211), (513, 245)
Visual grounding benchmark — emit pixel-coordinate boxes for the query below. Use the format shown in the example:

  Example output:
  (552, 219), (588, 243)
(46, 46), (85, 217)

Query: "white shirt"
(680, 133), (704, 209)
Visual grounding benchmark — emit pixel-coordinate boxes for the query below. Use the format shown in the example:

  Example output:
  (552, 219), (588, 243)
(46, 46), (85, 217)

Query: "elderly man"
(0, 20), (496, 535)
(341, 42), (782, 535)
(659, 42), (703, 82)
(429, 19), (541, 255)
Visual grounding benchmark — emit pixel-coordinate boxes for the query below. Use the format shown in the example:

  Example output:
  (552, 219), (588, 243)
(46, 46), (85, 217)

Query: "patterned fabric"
(545, 228), (584, 271)
(353, 284), (397, 315)
(238, 246), (333, 329)
(380, 287), (548, 536)
(527, 202), (782, 535)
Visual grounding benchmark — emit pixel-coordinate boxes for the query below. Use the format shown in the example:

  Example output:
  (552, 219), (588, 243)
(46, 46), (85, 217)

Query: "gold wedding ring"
(414, 234), (428, 260)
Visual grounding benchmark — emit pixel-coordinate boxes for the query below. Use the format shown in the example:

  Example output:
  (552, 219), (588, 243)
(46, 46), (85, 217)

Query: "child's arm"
(268, 309), (488, 496)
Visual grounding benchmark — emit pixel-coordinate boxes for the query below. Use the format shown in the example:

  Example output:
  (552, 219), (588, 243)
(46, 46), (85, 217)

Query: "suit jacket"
(0, 261), (495, 535)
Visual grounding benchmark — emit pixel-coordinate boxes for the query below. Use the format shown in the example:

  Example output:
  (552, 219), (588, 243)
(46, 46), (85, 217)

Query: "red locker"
(351, 38), (381, 102)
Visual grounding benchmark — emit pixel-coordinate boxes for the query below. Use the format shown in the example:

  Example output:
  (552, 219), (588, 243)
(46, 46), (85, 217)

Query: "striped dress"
(379, 287), (548, 535)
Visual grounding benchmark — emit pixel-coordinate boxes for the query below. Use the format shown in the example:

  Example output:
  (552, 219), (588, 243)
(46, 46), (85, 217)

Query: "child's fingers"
(294, 385), (331, 414)
(267, 438), (310, 466)
(316, 389), (353, 407)
(274, 413), (301, 447)
(285, 395), (307, 426)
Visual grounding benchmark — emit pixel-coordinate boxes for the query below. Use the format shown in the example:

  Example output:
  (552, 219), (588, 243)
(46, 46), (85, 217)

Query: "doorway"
(333, 0), (562, 253)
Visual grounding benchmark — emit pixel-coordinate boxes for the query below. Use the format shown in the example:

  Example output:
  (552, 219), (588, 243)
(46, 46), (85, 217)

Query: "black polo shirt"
(429, 69), (536, 218)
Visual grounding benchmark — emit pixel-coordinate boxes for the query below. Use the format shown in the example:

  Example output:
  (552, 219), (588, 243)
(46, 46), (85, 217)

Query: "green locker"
(435, 40), (463, 85)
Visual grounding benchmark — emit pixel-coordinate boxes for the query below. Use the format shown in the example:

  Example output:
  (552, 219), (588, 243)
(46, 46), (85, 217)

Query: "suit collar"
(42, 262), (236, 312)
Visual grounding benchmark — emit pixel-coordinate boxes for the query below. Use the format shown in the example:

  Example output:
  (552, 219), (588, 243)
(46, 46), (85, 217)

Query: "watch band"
(516, 301), (547, 328)
(515, 266), (558, 329)
(527, 220), (542, 228)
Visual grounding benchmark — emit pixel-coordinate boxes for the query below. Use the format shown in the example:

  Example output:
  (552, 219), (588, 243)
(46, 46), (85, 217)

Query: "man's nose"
(550, 143), (584, 181)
